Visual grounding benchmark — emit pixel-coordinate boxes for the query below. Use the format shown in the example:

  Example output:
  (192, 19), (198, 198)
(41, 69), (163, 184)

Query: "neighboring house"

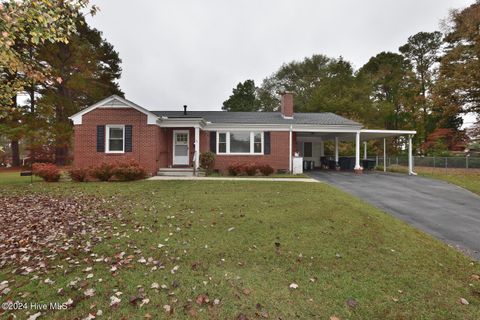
(69, 93), (416, 175)
(466, 125), (480, 156)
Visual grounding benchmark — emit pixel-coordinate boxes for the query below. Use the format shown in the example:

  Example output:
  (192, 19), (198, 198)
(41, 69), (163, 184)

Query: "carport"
(294, 129), (417, 175)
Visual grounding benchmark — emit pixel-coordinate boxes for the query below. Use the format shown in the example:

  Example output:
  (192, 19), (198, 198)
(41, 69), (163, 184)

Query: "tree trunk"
(54, 43), (70, 166)
(29, 82), (36, 163)
(55, 145), (68, 166)
(11, 139), (20, 167)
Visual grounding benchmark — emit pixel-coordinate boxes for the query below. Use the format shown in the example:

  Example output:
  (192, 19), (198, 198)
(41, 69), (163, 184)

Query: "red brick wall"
(201, 131), (292, 173)
(73, 108), (165, 174)
(74, 109), (294, 174)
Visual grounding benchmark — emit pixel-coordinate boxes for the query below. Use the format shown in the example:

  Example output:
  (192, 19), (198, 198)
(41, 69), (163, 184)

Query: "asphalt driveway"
(308, 171), (480, 260)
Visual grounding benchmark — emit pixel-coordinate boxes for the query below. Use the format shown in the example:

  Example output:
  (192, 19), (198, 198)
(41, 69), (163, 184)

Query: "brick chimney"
(281, 92), (294, 118)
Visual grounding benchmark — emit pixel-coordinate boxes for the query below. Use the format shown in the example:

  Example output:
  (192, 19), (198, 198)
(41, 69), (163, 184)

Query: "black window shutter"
(264, 131), (271, 154)
(125, 125), (132, 152)
(96, 125), (105, 152)
(210, 131), (216, 153)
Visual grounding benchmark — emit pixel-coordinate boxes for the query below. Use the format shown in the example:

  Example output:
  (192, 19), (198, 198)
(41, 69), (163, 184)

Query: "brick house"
(69, 93), (417, 175)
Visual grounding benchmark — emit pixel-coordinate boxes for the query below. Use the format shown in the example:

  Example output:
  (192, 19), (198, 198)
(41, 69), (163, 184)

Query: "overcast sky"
(87, 0), (473, 119)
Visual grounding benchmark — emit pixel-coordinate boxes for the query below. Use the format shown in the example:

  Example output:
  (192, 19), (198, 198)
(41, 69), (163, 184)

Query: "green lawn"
(0, 173), (479, 319)
(386, 165), (480, 196)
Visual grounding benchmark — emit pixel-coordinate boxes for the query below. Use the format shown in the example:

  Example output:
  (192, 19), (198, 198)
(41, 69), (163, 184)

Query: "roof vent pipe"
(183, 105), (187, 115)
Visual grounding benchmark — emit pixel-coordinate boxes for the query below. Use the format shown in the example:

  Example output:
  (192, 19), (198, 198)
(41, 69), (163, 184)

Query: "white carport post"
(408, 134), (415, 175)
(383, 138), (386, 172)
(363, 141), (367, 160)
(194, 126), (200, 172)
(289, 126), (292, 173)
(334, 136), (339, 164)
(354, 131), (361, 170)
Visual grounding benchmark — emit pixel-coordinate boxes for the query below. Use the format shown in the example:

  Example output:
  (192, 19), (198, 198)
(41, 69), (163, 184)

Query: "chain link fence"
(319, 155), (480, 173)
(373, 156), (480, 174)
(375, 156), (480, 169)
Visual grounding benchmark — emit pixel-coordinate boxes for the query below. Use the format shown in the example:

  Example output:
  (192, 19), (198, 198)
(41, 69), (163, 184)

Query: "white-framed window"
(217, 131), (263, 155)
(106, 125), (125, 153)
(218, 132), (227, 153)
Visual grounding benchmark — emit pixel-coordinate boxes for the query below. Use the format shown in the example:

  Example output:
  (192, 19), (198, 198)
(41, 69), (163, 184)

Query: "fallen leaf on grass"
(0, 281), (8, 292)
(83, 313), (96, 320)
(460, 298), (469, 305)
(188, 307), (198, 317)
(110, 295), (121, 307)
(27, 312), (42, 320)
(255, 311), (269, 318)
(242, 288), (251, 295)
(84, 288), (96, 297)
(140, 298), (150, 307)
(0, 194), (125, 272)
(236, 313), (248, 320)
(289, 283), (299, 289)
(151, 282), (160, 289)
(346, 298), (358, 309)
(195, 294), (209, 305)
(130, 295), (143, 306)
(330, 316), (341, 320)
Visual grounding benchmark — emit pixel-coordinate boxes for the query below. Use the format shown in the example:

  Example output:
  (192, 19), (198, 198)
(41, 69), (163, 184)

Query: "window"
(230, 132), (250, 153)
(175, 133), (188, 144)
(303, 142), (312, 157)
(218, 133), (227, 153)
(217, 131), (263, 154)
(253, 132), (262, 154)
(106, 125), (124, 153)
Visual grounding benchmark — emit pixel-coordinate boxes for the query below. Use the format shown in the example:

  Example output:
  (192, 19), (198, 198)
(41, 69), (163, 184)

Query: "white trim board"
(105, 124), (125, 154)
(172, 130), (190, 165)
(216, 131), (264, 155)
(69, 95), (158, 125)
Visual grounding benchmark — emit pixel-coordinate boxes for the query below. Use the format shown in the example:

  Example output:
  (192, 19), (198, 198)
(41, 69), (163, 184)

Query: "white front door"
(173, 130), (189, 165)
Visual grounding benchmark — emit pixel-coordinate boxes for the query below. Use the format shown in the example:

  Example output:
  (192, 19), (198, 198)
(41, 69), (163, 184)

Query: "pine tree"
(434, 2), (480, 128)
(399, 31), (442, 143)
(37, 18), (123, 164)
(222, 80), (260, 111)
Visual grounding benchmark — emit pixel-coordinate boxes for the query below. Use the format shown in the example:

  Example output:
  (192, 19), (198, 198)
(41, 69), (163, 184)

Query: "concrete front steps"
(157, 168), (205, 177)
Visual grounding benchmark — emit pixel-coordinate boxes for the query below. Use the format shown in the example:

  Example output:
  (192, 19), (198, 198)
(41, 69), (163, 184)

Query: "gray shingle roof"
(151, 111), (361, 126)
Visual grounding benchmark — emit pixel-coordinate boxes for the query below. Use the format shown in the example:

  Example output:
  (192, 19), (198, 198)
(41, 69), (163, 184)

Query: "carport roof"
(359, 129), (416, 140)
(296, 129), (416, 141)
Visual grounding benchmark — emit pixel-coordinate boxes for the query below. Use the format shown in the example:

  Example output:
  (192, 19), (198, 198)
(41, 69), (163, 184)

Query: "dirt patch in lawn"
(0, 194), (125, 274)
